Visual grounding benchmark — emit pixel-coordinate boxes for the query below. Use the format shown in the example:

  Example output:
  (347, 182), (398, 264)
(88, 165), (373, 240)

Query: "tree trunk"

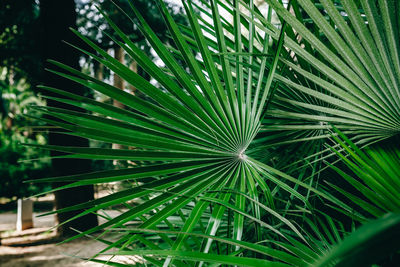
(112, 46), (125, 109)
(112, 46), (125, 156)
(40, 0), (98, 236)
(94, 62), (104, 81)
(129, 60), (138, 94)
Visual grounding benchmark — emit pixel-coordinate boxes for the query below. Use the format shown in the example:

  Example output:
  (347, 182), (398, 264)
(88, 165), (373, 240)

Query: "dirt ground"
(0, 236), (128, 267)
(0, 199), (140, 266)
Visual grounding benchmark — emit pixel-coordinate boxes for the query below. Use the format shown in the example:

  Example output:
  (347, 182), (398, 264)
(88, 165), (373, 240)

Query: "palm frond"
(32, 0), (305, 265)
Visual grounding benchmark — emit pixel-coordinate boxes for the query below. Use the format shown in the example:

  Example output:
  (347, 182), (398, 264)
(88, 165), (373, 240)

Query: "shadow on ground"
(0, 195), (137, 266)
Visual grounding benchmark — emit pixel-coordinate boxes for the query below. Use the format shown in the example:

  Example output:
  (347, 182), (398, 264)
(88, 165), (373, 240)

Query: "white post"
(16, 199), (33, 231)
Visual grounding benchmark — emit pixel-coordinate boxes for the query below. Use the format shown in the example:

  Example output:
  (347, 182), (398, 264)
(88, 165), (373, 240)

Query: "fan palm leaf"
(30, 0), (400, 265)
(30, 0), (311, 265)
(262, 0), (400, 146)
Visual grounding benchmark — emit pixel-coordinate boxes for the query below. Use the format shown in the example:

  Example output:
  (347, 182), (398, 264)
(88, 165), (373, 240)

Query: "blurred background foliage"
(0, 68), (50, 199)
(0, 0), (187, 201)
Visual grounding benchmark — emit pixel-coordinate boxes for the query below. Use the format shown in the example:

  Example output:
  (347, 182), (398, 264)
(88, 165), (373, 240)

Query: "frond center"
(237, 149), (247, 161)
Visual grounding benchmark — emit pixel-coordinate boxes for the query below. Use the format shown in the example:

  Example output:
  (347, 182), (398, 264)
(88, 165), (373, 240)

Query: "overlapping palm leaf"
(196, 0), (400, 171)
(262, 0), (400, 146)
(192, 0), (400, 175)
(323, 129), (400, 221)
(191, 0), (400, 167)
(311, 212), (400, 267)
(175, 0), (334, 172)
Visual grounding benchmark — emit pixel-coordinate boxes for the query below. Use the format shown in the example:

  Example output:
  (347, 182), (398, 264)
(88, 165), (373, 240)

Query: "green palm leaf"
(324, 128), (400, 219)
(30, 0), (400, 265)
(32, 0), (305, 265)
(312, 213), (400, 267)
(263, 0), (400, 145)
